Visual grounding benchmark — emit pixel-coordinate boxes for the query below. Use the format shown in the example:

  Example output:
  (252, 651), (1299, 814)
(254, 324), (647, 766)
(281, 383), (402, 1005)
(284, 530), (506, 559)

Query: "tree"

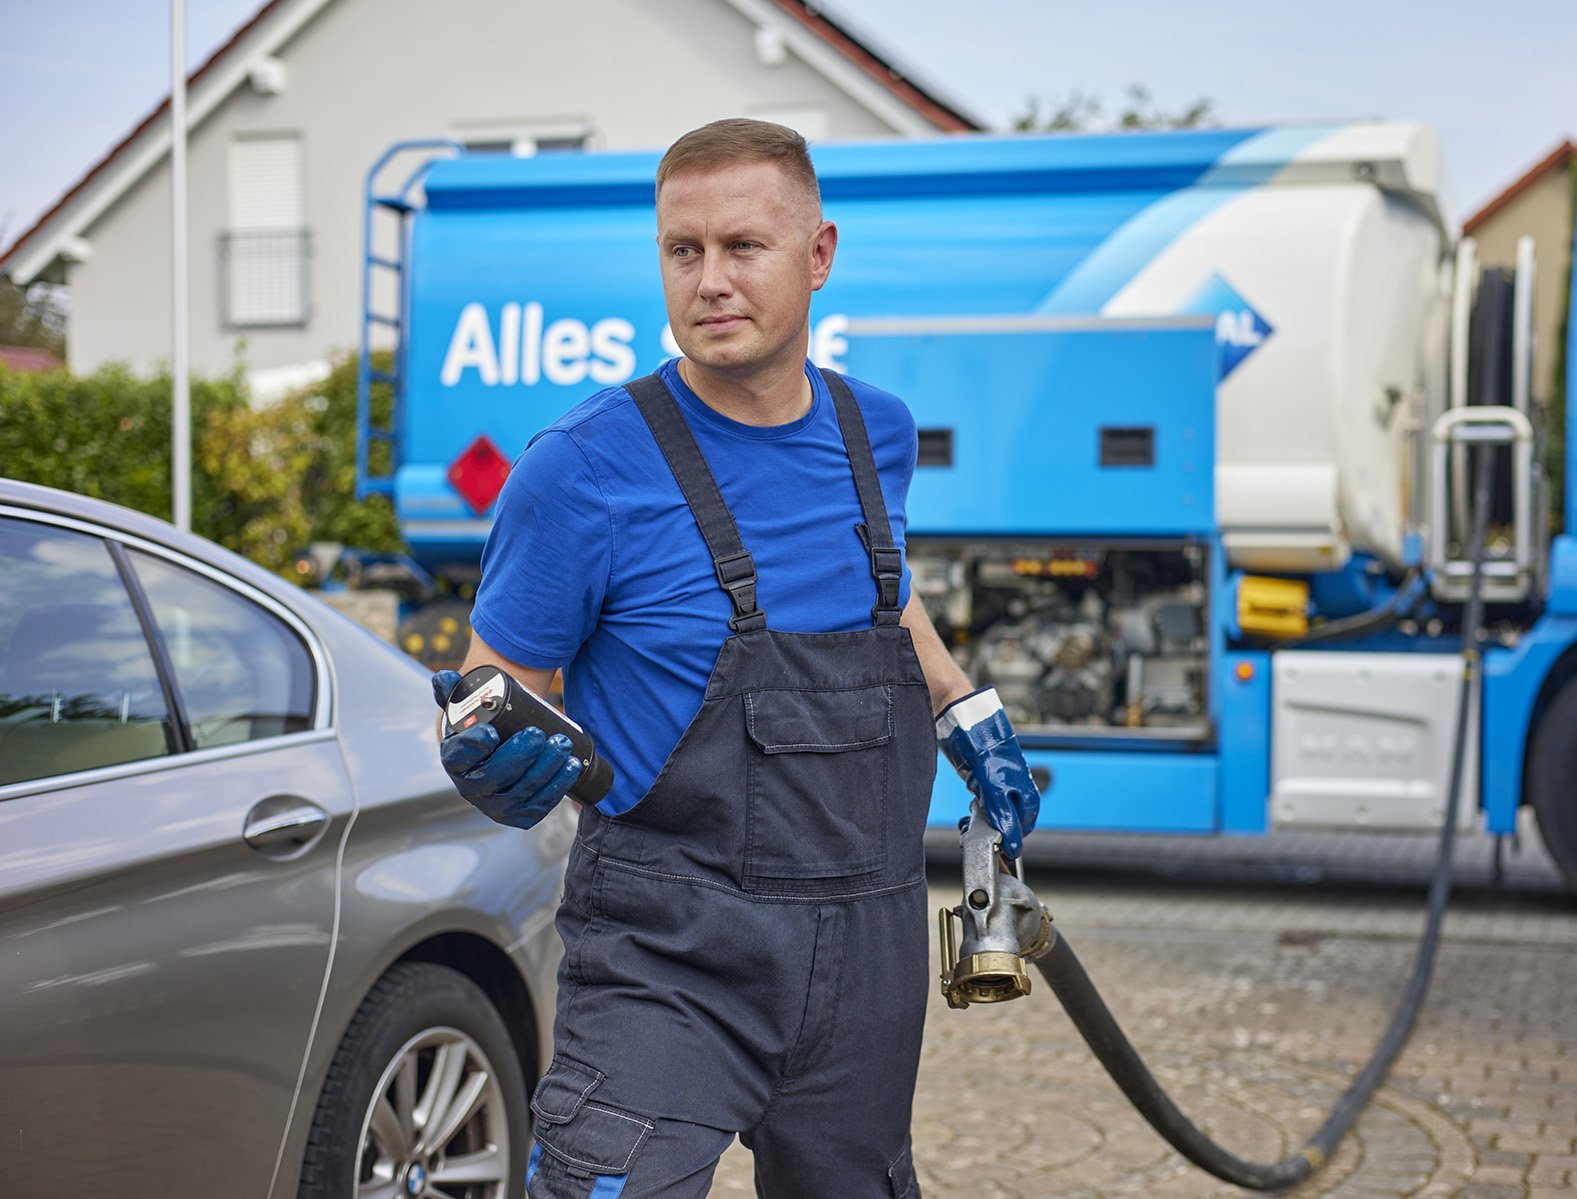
(1014, 83), (1216, 134)
(0, 217), (68, 356)
(0, 277), (67, 357)
(192, 351), (405, 571)
(284, 350), (404, 553)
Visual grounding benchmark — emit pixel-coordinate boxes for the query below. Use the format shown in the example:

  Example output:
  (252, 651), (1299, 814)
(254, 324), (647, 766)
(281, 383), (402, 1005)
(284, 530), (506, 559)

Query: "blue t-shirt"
(470, 358), (918, 815)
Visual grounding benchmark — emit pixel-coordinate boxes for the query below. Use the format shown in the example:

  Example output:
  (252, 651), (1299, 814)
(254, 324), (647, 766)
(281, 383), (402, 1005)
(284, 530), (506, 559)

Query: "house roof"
(0, 0), (980, 283)
(1463, 138), (1576, 236)
(766, 1), (977, 134)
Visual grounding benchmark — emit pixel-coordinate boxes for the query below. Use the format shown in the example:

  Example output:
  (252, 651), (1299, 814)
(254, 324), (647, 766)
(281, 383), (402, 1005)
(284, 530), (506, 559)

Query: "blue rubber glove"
(936, 687), (1043, 859)
(431, 669), (582, 830)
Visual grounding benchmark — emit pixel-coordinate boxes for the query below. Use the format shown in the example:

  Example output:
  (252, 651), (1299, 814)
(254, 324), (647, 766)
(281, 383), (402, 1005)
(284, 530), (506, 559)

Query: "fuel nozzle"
(938, 800), (1054, 1009)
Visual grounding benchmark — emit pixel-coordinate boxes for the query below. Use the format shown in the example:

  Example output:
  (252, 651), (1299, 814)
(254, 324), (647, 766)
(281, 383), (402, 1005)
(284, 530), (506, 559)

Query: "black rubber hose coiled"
(1032, 444), (1494, 1189)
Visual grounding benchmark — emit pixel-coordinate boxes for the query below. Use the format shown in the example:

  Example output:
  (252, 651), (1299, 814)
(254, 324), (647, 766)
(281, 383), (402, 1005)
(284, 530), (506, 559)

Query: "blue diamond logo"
(1180, 274), (1274, 381)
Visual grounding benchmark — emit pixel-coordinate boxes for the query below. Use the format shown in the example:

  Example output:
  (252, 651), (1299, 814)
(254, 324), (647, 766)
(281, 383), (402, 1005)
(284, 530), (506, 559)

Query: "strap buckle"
(869, 544), (903, 623)
(715, 550), (765, 632)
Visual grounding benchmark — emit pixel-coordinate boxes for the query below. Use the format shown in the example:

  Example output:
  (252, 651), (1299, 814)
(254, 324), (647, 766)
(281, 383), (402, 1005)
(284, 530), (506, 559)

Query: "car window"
(128, 551), (316, 749)
(0, 517), (176, 786)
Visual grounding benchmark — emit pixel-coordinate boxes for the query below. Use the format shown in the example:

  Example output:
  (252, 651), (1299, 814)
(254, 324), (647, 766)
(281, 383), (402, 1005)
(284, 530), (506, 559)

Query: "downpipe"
(940, 446), (1495, 1190)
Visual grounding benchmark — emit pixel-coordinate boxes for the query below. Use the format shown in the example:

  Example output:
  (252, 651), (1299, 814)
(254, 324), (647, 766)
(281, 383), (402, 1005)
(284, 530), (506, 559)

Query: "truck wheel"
(298, 961), (530, 1199)
(1528, 681), (1577, 894)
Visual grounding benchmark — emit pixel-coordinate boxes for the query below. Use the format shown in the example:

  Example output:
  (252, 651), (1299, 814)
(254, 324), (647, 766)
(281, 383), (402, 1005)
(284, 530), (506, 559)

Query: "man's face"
(656, 160), (836, 383)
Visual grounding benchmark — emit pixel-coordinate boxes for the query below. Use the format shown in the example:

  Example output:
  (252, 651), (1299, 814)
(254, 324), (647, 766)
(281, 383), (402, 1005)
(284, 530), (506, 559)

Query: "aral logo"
(1180, 274), (1274, 381)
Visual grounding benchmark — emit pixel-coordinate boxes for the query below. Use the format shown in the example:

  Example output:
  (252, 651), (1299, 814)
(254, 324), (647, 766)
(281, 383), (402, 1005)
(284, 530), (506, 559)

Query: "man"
(434, 119), (1040, 1199)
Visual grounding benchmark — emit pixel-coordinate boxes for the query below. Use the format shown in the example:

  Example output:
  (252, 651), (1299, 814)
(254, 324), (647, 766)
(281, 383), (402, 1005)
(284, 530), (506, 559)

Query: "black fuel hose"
(1288, 568), (1428, 646)
(1031, 444), (1494, 1190)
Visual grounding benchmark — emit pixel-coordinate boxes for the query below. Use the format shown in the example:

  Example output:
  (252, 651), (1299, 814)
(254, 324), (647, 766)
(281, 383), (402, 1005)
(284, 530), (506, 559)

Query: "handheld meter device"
(443, 665), (616, 805)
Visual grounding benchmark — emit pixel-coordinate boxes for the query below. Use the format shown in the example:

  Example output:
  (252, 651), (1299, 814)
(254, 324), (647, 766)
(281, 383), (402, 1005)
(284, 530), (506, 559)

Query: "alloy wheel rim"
(354, 1026), (510, 1199)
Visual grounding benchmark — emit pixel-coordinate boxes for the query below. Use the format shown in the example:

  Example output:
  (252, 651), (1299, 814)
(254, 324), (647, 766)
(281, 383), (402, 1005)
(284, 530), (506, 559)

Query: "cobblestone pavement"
(705, 836), (1577, 1198)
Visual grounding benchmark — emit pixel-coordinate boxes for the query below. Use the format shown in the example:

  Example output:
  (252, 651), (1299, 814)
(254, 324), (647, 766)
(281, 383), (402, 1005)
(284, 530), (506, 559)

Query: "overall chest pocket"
(742, 684), (892, 891)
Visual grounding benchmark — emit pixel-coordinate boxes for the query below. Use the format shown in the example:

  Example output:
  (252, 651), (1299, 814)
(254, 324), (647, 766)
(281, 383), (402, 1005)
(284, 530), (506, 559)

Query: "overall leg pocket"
(529, 1057), (654, 1198)
(743, 684), (892, 889)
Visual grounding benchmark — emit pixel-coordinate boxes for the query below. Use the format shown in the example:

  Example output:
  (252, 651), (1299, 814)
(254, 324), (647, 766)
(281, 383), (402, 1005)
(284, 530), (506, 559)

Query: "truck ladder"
(357, 140), (461, 500)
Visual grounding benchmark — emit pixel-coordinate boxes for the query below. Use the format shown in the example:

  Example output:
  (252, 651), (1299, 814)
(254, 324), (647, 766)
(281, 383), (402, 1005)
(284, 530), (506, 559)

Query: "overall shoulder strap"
(626, 374), (766, 633)
(820, 368), (903, 627)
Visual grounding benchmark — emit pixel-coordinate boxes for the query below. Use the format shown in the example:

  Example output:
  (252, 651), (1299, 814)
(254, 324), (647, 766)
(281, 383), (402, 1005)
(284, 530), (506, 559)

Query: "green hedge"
(0, 353), (402, 575)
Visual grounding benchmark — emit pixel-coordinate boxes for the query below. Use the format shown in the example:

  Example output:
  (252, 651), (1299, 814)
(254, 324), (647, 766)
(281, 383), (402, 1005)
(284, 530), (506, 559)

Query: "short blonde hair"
(656, 118), (821, 214)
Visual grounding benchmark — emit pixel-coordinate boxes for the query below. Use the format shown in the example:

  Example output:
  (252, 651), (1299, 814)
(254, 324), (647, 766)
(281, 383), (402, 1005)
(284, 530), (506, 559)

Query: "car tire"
(298, 961), (530, 1199)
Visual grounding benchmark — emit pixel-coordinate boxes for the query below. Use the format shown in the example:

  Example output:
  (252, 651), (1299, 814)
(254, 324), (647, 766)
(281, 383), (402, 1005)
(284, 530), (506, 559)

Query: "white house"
(0, 0), (977, 394)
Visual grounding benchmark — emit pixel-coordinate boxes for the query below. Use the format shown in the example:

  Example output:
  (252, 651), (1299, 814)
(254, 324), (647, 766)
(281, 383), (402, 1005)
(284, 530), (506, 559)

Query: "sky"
(2, 0), (1575, 247)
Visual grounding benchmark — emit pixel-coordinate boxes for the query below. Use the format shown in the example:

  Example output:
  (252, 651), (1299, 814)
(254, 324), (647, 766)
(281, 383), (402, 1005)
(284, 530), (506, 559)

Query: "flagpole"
(171, 0), (191, 531)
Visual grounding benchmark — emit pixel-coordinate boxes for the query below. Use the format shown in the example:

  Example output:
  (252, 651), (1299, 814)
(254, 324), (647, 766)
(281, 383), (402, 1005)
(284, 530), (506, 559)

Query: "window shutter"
(224, 135), (307, 326)
(229, 135), (303, 229)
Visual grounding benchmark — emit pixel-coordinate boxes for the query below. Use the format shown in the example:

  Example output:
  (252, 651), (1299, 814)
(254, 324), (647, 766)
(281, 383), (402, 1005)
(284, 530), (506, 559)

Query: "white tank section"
(1102, 123), (1452, 572)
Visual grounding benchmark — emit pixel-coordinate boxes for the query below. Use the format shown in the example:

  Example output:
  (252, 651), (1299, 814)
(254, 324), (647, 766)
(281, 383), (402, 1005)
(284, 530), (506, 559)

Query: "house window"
(456, 123), (592, 157)
(222, 133), (309, 327)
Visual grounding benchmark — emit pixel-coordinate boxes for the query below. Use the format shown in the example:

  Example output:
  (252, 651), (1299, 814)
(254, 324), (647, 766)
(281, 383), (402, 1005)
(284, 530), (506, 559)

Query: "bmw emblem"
(405, 1162), (427, 1195)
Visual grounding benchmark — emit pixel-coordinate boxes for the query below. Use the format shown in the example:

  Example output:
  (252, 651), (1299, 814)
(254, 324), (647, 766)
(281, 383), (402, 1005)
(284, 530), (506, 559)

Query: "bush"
(287, 351), (403, 554)
(0, 360), (248, 535)
(0, 353), (404, 576)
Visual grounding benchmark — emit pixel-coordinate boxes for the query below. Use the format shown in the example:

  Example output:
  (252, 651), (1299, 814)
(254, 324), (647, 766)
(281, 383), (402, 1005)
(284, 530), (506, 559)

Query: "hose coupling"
(939, 802), (1055, 1009)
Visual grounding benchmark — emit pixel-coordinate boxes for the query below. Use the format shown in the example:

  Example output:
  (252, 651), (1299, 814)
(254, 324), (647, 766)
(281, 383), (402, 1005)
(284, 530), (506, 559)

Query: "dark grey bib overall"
(526, 370), (935, 1199)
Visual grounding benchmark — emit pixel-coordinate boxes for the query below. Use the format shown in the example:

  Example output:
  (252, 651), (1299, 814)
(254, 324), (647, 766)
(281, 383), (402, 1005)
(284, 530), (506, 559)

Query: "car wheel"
(298, 961), (530, 1199)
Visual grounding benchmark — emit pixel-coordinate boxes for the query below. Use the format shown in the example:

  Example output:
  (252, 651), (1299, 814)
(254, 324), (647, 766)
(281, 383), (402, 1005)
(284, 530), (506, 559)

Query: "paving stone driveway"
(707, 837), (1577, 1198)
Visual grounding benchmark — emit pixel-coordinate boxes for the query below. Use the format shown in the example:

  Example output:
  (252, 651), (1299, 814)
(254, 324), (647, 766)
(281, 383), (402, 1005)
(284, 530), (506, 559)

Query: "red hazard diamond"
(447, 435), (512, 514)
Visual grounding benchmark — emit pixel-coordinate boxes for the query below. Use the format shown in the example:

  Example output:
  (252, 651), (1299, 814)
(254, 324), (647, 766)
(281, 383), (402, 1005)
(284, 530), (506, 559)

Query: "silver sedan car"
(0, 478), (571, 1199)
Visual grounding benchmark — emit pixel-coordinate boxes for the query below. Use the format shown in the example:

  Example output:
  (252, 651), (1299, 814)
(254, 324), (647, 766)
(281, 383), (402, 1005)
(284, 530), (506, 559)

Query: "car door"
(0, 511), (355, 1198)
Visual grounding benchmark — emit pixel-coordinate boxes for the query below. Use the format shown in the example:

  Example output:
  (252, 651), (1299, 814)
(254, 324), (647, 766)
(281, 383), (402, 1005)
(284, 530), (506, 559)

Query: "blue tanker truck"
(355, 123), (1577, 891)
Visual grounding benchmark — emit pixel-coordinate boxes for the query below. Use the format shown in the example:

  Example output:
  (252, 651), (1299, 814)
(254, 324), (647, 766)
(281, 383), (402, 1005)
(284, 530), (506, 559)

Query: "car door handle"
(244, 797), (330, 851)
